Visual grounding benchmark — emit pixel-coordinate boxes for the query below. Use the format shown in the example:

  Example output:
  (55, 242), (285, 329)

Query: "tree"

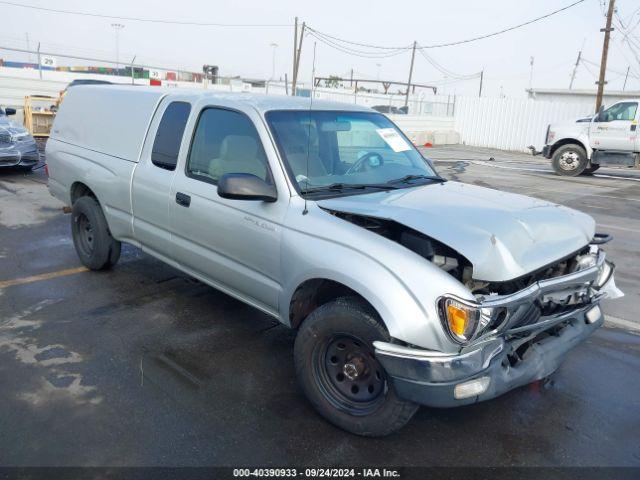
(324, 75), (343, 88)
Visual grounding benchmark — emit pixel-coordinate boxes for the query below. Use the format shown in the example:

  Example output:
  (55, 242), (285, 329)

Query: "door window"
(186, 108), (271, 185)
(151, 102), (191, 170)
(600, 102), (638, 122)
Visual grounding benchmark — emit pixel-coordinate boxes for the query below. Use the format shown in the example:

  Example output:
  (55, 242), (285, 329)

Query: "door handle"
(175, 192), (191, 207)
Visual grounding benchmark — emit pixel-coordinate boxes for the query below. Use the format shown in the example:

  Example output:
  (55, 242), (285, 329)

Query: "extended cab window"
(186, 108), (271, 184)
(151, 101), (191, 170)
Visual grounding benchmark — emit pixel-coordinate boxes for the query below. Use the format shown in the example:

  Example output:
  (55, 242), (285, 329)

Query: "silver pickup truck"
(47, 85), (622, 436)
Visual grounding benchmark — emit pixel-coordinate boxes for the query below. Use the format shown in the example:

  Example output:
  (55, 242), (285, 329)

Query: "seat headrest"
(220, 135), (258, 161)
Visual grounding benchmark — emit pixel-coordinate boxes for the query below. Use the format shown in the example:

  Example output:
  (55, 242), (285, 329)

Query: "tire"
(551, 144), (587, 176)
(294, 297), (418, 436)
(71, 196), (121, 270)
(582, 163), (601, 175)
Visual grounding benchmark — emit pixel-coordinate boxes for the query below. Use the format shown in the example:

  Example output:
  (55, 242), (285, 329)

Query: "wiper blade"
(302, 182), (400, 194)
(387, 174), (446, 185)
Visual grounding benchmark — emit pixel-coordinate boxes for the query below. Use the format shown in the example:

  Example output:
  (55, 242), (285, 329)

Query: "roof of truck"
(74, 84), (373, 113)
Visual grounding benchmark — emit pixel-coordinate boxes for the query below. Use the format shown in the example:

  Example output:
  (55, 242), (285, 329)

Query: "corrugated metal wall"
(453, 96), (594, 152)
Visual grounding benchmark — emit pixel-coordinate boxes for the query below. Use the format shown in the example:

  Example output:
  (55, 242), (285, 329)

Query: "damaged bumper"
(374, 249), (622, 408)
(0, 140), (39, 168)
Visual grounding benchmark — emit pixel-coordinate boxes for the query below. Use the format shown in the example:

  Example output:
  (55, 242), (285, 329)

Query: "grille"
(506, 303), (542, 330)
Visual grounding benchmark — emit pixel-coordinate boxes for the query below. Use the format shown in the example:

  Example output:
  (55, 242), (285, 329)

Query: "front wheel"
(294, 297), (418, 436)
(551, 144), (587, 176)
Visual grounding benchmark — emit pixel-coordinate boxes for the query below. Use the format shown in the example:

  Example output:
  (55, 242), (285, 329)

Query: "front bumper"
(374, 251), (622, 408)
(0, 140), (39, 167)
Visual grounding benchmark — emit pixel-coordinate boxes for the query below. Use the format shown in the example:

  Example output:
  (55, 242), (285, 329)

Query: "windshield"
(266, 110), (440, 195)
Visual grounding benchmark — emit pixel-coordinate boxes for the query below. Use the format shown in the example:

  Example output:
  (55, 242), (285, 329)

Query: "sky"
(0, 0), (639, 98)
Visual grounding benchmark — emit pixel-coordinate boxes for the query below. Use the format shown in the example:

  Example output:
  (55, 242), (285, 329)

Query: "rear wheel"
(294, 297), (418, 436)
(71, 196), (121, 270)
(552, 144), (587, 176)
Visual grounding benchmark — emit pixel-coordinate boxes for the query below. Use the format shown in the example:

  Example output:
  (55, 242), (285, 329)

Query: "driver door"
(590, 101), (638, 151)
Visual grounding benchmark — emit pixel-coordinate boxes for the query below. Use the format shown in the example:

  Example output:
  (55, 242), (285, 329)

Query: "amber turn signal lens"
(446, 303), (469, 336)
(440, 298), (481, 343)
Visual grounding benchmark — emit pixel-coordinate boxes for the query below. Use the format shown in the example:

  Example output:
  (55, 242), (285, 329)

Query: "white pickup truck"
(539, 99), (640, 176)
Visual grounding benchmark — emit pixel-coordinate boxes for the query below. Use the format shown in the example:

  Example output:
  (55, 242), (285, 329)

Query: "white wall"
(453, 96), (594, 152)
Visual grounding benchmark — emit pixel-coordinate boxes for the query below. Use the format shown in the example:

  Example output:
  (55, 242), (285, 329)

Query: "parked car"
(371, 105), (407, 115)
(537, 99), (640, 176)
(47, 86), (623, 436)
(0, 106), (39, 170)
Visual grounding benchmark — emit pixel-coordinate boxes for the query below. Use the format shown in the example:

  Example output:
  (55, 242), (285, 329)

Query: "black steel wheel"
(75, 212), (95, 258)
(313, 334), (387, 415)
(71, 196), (121, 270)
(294, 297), (418, 436)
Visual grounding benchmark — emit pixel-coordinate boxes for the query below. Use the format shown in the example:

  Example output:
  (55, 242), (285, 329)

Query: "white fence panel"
(453, 96), (594, 152)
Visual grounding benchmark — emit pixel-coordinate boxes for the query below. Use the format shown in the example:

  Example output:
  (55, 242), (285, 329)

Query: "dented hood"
(318, 181), (595, 282)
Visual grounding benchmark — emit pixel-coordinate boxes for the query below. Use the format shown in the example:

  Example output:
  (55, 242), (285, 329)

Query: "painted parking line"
(0, 266), (88, 289)
(606, 315), (640, 333)
(470, 160), (640, 183)
(597, 223), (640, 234)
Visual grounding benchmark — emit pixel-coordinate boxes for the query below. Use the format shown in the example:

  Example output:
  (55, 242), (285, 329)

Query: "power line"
(307, 1), (586, 51)
(417, 48), (481, 80)
(419, 0), (587, 49)
(0, 1), (292, 27)
(306, 30), (408, 59)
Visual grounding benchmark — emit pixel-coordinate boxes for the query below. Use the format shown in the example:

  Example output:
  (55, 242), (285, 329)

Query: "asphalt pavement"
(0, 148), (638, 470)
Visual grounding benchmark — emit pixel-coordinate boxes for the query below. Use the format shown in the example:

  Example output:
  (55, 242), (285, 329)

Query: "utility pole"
(595, 0), (615, 113)
(622, 66), (630, 91)
(569, 50), (582, 89)
(404, 41), (417, 108)
(350, 68), (353, 88)
(292, 17), (298, 96)
(478, 69), (484, 97)
(528, 56), (535, 90)
(292, 21), (305, 96)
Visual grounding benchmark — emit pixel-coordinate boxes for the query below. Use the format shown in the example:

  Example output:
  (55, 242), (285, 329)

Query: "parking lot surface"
(0, 147), (639, 468)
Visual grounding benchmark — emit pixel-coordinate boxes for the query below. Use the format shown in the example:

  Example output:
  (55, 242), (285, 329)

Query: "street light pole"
(270, 43), (278, 80)
(111, 23), (125, 73)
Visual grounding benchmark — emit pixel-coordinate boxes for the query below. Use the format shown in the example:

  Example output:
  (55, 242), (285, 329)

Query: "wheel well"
(289, 279), (377, 329)
(549, 139), (586, 158)
(70, 182), (97, 204)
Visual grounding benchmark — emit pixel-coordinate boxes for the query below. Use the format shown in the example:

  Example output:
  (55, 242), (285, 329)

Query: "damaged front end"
(327, 208), (623, 408)
(372, 239), (622, 407)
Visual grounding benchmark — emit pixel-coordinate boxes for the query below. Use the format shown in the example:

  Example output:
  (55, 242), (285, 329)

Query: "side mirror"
(594, 105), (605, 122)
(218, 173), (277, 202)
(4, 107), (16, 116)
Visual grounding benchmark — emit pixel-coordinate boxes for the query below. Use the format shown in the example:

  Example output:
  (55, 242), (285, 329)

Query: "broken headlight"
(438, 297), (494, 344)
(595, 260), (614, 288)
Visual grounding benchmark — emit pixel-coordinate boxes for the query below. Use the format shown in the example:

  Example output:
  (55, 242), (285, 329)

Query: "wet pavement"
(0, 150), (639, 468)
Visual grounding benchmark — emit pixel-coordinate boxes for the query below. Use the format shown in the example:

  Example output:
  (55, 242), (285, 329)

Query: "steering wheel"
(346, 152), (384, 175)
